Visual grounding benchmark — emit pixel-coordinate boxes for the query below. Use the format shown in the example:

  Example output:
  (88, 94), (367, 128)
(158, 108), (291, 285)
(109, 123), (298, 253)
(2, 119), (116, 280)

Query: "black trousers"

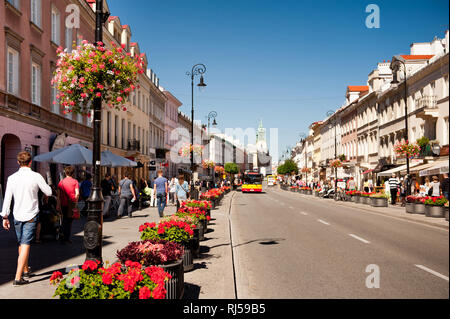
(390, 188), (398, 205)
(61, 206), (73, 241)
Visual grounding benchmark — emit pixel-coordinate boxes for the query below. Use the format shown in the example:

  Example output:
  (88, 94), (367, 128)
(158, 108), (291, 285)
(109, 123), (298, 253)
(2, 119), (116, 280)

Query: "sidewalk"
(292, 191), (449, 230)
(0, 193), (236, 299)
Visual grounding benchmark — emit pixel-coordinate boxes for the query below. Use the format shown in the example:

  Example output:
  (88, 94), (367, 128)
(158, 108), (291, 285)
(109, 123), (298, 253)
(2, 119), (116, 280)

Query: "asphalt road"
(230, 184), (449, 299)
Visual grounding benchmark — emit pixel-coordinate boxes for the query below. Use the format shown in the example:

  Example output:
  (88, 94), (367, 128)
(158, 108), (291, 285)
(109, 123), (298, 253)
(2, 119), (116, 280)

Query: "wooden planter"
(425, 205), (445, 218)
(206, 208), (211, 224)
(157, 259), (184, 299)
(370, 197), (388, 207)
(192, 228), (201, 256)
(200, 219), (207, 240)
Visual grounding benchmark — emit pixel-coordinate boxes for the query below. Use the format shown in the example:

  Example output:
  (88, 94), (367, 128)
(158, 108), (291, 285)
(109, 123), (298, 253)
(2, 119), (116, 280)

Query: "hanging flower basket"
(301, 167), (311, 173)
(178, 143), (204, 158)
(52, 39), (144, 115)
(330, 159), (342, 168)
(214, 166), (225, 174)
(201, 160), (215, 169)
(394, 140), (421, 158)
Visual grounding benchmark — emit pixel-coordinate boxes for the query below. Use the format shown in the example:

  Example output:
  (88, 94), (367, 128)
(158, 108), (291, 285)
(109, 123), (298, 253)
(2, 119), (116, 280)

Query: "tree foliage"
(224, 162), (239, 175)
(277, 159), (298, 175)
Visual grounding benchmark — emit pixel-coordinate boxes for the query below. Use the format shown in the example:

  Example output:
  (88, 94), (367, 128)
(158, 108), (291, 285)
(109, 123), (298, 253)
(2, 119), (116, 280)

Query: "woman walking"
(57, 166), (79, 244)
(117, 170), (136, 218)
(175, 175), (190, 212)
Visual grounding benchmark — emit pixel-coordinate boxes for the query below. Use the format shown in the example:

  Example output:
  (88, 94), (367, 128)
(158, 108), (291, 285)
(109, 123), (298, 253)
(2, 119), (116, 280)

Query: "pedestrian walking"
(388, 173), (400, 205)
(442, 173), (449, 200)
(117, 170), (136, 218)
(169, 177), (176, 205)
(399, 178), (407, 207)
(429, 176), (441, 197)
(175, 175), (190, 211)
(1, 151), (52, 286)
(57, 166), (80, 244)
(101, 173), (114, 217)
(154, 170), (168, 218)
(80, 173), (92, 215)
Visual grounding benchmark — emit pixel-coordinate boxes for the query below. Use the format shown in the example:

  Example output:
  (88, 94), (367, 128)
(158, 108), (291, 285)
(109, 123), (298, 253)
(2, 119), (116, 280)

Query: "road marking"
(300, 212), (308, 215)
(415, 265), (449, 282)
(349, 234), (370, 244)
(317, 219), (330, 225)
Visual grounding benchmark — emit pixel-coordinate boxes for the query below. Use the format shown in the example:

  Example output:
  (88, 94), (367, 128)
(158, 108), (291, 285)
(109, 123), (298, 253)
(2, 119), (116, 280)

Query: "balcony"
(127, 139), (140, 152)
(415, 95), (439, 119)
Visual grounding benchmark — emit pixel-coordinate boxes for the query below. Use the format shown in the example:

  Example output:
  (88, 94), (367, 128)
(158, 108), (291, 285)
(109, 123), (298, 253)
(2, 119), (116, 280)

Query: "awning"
(419, 160), (449, 176)
(362, 169), (374, 174)
(400, 162), (436, 175)
(378, 162), (421, 177)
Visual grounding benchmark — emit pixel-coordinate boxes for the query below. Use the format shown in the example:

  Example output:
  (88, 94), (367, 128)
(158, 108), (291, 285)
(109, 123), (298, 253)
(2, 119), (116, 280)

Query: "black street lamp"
(84, 0), (109, 264)
(390, 56), (410, 195)
(299, 133), (307, 182)
(327, 110), (338, 191)
(186, 64), (207, 198)
(207, 111), (217, 187)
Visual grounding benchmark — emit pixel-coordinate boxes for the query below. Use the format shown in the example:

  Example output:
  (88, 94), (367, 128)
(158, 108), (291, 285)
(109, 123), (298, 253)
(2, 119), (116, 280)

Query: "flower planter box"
(200, 219), (207, 239)
(307, 190), (312, 195)
(206, 209), (211, 224)
(192, 228), (202, 256)
(361, 196), (371, 205)
(314, 191), (319, 197)
(414, 203), (426, 215)
(354, 196), (361, 204)
(370, 197), (388, 207)
(182, 240), (195, 272)
(405, 202), (415, 214)
(425, 205), (445, 218)
(158, 259), (184, 299)
(445, 209), (449, 221)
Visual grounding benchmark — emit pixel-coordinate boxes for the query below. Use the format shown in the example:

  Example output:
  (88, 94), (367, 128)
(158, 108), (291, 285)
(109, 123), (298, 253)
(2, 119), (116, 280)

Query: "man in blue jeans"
(153, 170), (168, 218)
(1, 151), (52, 286)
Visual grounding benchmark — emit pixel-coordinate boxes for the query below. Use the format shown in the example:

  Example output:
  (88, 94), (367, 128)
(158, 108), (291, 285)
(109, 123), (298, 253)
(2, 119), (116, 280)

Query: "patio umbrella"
(33, 144), (92, 165)
(100, 150), (137, 167)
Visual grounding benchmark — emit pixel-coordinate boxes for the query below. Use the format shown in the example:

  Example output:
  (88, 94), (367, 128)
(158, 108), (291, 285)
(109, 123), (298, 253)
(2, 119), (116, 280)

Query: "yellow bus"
(242, 172), (263, 193)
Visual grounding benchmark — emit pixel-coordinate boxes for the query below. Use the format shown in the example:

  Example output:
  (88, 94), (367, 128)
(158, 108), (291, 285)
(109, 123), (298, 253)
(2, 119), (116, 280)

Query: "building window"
(106, 111), (111, 145)
(7, 0), (20, 10)
(51, 6), (60, 45)
(31, 62), (41, 106)
(7, 47), (19, 95)
(30, 0), (41, 27)
(65, 27), (73, 52)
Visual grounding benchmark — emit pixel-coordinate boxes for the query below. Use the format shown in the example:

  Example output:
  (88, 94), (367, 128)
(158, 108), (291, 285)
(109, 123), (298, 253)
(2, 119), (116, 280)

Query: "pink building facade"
(1, 0), (96, 188)
(163, 90), (182, 178)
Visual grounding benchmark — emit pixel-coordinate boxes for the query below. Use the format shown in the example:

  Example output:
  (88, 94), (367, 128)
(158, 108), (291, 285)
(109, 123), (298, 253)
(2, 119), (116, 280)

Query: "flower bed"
(50, 260), (171, 299)
(116, 240), (185, 299)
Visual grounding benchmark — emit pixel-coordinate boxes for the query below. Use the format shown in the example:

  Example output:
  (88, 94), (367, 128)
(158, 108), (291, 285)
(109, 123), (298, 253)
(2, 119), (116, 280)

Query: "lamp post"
(390, 56), (410, 195)
(299, 133), (307, 183)
(84, 0), (109, 264)
(207, 111), (217, 187)
(327, 110), (338, 191)
(186, 64), (207, 198)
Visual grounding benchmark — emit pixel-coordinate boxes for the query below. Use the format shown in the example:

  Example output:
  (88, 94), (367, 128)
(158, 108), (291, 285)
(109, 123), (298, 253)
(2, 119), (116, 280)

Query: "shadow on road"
(232, 237), (286, 248)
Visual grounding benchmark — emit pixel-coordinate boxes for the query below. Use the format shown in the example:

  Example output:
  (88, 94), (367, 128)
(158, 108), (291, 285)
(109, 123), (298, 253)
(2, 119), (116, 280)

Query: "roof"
(400, 55), (434, 60)
(347, 85), (369, 92)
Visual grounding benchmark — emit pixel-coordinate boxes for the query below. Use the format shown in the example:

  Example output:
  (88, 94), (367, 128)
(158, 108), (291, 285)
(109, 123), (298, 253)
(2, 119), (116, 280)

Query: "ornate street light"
(390, 56), (411, 195)
(327, 110), (338, 191)
(207, 111), (217, 187)
(186, 64), (207, 197)
(299, 132), (307, 182)
(84, 0), (109, 264)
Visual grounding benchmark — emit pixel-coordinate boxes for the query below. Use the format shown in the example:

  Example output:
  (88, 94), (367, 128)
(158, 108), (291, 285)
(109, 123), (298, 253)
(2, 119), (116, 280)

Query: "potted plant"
(424, 196), (448, 218)
(369, 192), (389, 207)
(405, 195), (417, 214)
(50, 260), (171, 299)
(314, 188), (321, 197)
(360, 192), (374, 205)
(116, 240), (184, 299)
(139, 220), (195, 272)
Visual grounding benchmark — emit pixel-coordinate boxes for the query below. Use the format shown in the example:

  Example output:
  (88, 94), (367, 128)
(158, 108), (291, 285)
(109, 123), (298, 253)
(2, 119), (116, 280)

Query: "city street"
(231, 184), (449, 299)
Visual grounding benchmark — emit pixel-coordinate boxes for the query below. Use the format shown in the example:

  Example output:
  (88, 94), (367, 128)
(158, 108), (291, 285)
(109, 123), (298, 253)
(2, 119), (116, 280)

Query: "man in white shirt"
(1, 151), (52, 286)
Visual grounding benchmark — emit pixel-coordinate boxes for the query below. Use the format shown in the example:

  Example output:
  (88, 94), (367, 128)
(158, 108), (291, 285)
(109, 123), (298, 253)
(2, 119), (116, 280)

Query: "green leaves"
(277, 159), (298, 175)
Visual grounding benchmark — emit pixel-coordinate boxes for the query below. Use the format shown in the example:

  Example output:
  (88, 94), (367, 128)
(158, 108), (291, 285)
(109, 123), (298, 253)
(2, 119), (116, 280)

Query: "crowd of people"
(0, 150), (236, 286)
(279, 172), (449, 206)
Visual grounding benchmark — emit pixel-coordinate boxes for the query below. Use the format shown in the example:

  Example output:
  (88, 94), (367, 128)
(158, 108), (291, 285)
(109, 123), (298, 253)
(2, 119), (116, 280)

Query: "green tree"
(277, 159), (298, 175)
(224, 162), (239, 175)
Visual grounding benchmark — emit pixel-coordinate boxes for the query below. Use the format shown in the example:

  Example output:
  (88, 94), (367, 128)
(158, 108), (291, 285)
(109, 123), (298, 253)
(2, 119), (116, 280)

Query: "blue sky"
(107, 0), (449, 161)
